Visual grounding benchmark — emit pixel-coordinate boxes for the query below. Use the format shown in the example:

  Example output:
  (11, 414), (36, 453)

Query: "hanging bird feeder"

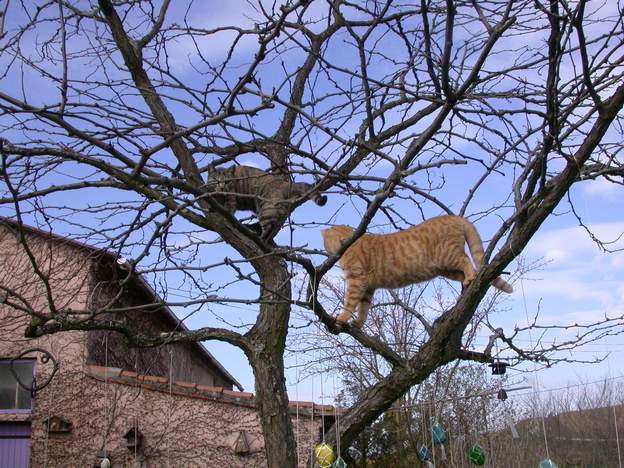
(539, 459), (558, 468)
(490, 361), (508, 375)
(469, 445), (486, 466)
(497, 389), (508, 401)
(314, 443), (336, 468)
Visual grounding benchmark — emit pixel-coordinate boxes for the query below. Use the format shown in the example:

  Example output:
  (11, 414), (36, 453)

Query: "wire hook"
(10, 347), (59, 397)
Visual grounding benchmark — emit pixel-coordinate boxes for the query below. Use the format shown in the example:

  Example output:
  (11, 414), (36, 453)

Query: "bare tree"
(296, 283), (511, 466)
(1, 1), (624, 466)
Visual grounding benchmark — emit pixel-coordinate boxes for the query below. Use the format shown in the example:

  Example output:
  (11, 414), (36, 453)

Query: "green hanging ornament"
(332, 458), (347, 468)
(469, 444), (486, 466)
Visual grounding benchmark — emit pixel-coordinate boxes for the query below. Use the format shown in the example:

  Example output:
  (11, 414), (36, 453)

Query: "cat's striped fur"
(321, 215), (512, 327)
(205, 165), (327, 240)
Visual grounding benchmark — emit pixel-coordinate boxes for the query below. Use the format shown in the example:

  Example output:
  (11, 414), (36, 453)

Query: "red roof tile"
(175, 381), (197, 390)
(196, 384), (223, 395)
(85, 365), (343, 416)
(141, 375), (168, 384)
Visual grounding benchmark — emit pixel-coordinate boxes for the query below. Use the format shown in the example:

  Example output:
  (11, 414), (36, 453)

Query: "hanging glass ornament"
(417, 444), (431, 461)
(431, 423), (447, 444)
(332, 457), (347, 468)
(469, 444), (486, 466)
(430, 423), (448, 461)
(314, 443), (335, 468)
(538, 459), (558, 468)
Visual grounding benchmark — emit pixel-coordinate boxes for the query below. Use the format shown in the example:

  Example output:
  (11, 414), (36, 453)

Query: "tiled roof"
(85, 365), (342, 417)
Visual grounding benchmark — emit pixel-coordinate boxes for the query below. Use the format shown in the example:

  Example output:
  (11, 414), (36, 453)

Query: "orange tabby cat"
(321, 215), (513, 328)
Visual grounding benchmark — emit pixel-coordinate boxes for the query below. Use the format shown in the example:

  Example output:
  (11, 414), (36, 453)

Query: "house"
(0, 218), (332, 467)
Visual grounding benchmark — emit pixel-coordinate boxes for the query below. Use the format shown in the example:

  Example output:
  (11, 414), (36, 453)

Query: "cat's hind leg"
(442, 270), (464, 283)
(336, 277), (367, 326)
(457, 254), (476, 288)
(442, 254), (475, 289)
(352, 288), (375, 329)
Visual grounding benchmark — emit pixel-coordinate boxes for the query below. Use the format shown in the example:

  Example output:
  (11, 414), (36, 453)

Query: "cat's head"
(321, 225), (354, 254)
(290, 182), (328, 206)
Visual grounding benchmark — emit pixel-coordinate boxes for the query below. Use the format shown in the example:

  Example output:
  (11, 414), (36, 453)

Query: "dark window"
(0, 361), (34, 411)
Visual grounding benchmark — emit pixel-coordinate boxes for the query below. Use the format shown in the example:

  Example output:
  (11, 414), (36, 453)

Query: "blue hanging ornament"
(332, 457), (347, 468)
(417, 444), (431, 461)
(539, 459), (558, 468)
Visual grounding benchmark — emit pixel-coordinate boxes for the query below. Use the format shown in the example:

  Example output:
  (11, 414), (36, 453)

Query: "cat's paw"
(246, 222), (263, 235)
(331, 319), (347, 334)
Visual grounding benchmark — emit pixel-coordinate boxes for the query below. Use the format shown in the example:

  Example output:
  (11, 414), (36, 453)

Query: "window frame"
(0, 358), (36, 414)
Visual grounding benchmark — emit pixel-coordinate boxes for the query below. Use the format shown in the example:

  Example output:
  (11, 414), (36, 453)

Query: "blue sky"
(1, 0), (623, 405)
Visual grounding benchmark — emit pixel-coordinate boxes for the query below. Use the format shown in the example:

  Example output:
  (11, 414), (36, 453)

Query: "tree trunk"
(251, 352), (297, 467)
(248, 257), (297, 468)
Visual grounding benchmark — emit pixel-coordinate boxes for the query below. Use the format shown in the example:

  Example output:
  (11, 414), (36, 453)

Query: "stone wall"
(28, 365), (327, 467)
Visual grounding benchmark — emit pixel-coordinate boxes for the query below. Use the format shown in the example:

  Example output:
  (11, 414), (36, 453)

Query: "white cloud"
(582, 178), (622, 200)
(520, 272), (617, 307)
(526, 222), (624, 265)
(516, 222), (624, 309)
(540, 308), (624, 328)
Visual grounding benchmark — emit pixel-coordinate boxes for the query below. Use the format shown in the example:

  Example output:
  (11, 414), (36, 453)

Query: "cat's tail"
(492, 276), (513, 293)
(461, 217), (513, 294)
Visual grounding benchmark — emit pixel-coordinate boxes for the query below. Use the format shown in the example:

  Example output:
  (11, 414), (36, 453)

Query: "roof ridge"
(85, 364), (341, 414)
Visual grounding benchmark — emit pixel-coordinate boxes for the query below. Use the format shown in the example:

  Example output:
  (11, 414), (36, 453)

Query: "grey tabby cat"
(205, 165), (327, 240)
